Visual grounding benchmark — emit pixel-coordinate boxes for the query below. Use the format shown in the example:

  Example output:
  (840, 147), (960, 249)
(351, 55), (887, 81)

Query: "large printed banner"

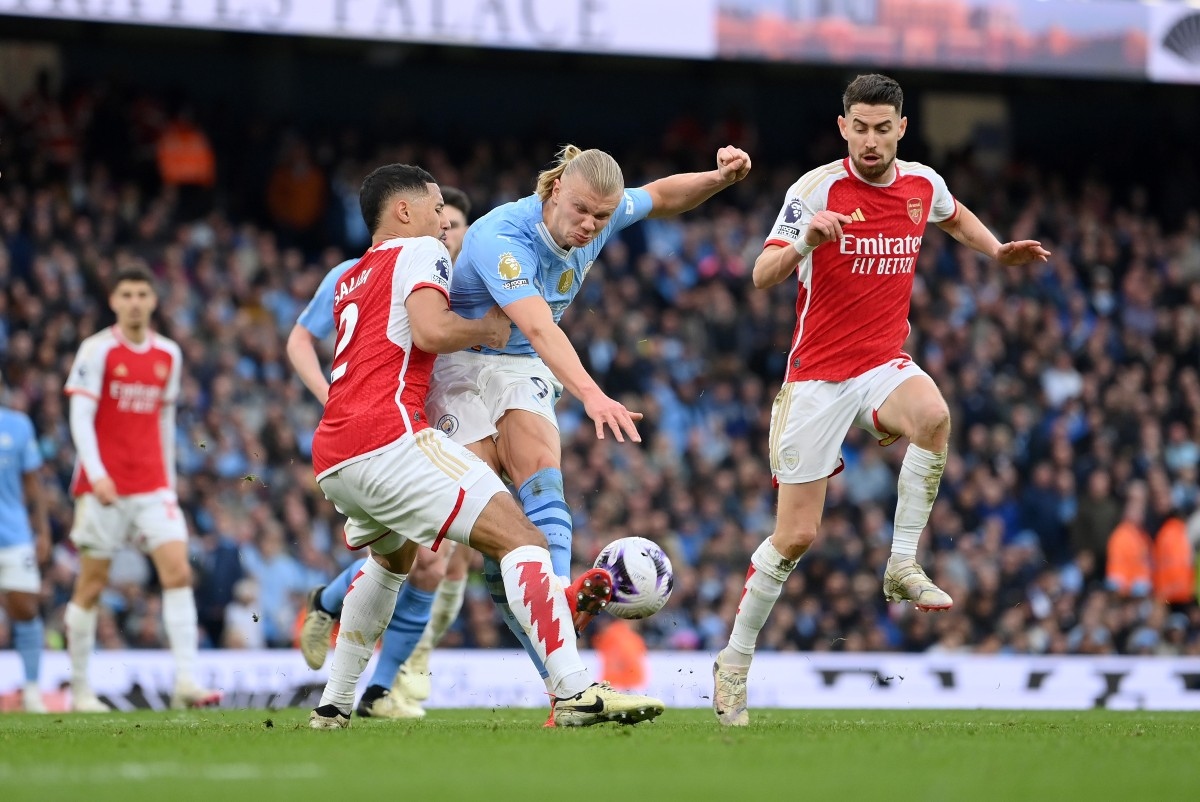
(718, 0), (1156, 79)
(4, 649), (1200, 711)
(2, 0), (1199, 83)
(0, 0), (716, 58)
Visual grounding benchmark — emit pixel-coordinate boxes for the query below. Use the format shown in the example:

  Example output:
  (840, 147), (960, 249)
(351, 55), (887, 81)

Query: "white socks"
(500, 545), (591, 699)
(162, 587), (199, 687)
(321, 558), (406, 713)
(65, 602), (98, 694)
(892, 444), (947, 558)
(726, 539), (799, 665)
(416, 578), (467, 652)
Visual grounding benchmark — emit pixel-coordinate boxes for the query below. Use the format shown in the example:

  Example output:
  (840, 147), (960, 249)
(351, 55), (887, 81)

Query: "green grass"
(1, 708), (1196, 801)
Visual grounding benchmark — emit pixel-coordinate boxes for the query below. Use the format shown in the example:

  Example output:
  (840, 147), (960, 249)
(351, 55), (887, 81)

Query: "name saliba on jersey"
(840, 232), (921, 276)
(335, 268), (373, 302)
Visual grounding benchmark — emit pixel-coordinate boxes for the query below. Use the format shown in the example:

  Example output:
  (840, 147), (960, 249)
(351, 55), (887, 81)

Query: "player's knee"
(158, 561), (193, 589)
(913, 403), (951, 446)
(410, 550), (446, 590)
(773, 523), (818, 556)
(7, 593), (38, 621)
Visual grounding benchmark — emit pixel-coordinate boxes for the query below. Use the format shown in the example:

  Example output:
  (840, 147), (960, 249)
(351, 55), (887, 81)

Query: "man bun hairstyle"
(536, 145), (624, 202)
(360, 163), (437, 236)
(843, 73), (904, 116)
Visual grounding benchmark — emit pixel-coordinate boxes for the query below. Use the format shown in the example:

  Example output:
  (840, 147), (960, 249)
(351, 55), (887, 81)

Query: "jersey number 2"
(330, 303), (359, 383)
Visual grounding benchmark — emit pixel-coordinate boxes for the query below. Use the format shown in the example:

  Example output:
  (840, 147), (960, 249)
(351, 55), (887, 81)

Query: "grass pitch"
(0, 708), (1195, 802)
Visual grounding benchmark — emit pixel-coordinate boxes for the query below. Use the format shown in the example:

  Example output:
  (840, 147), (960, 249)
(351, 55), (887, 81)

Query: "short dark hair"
(843, 74), (904, 116)
(109, 265), (156, 295)
(441, 186), (471, 219)
(359, 164), (437, 236)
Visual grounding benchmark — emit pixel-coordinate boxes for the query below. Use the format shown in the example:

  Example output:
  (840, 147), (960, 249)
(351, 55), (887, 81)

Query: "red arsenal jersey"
(312, 236), (454, 479)
(64, 327), (181, 496)
(764, 158), (958, 382)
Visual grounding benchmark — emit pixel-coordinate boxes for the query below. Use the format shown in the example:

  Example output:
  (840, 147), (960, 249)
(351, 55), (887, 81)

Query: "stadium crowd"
(1, 77), (1198, 664)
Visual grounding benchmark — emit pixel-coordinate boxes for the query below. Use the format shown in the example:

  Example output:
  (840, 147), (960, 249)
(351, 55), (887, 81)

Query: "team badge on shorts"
(438, 414), (459, 436)
(907, 198), (923, 224)
(498, 252), (522, 280)
(781, 448), (800, 471)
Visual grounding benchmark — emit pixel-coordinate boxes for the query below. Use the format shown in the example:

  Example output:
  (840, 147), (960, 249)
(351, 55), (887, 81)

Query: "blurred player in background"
(429, 143), (751, 723)
(713, 73), (1050, 727)
(0, 387), (51, 712)
(63, 266), (221, 712)
(308, 163), (663, 728)
(288, 188), (474, 719)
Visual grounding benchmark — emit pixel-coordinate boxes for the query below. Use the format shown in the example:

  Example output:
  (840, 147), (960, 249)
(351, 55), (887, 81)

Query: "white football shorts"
(0, 543), (40, 593)
(69, 488), (189, 559)
(426, 350), (563, 446)
(769, 357), (929, 484)
(319, 427), (508, 555)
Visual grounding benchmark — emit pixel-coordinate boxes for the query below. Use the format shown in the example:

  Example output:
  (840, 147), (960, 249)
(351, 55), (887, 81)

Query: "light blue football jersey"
(450, 189), (653, 356)
(296, 258), (359, 339)
(0, 408), (42, 548)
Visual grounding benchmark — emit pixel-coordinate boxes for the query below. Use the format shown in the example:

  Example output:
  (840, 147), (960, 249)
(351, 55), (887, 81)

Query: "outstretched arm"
(643, 146), (752, 219)
(504, 295), (642, 443)
(937, 202), (1050, 265)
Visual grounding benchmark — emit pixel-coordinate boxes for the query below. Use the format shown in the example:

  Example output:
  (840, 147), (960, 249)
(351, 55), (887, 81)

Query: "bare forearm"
(286, 328), (330, 405)
(645, 170), (733, 218)
(753, 245), (801, 289)
(414, 311), (508, 354)
(942, 205), (1002, 260)
(23, 474), (49, 540)
(525, 323), (601, 401)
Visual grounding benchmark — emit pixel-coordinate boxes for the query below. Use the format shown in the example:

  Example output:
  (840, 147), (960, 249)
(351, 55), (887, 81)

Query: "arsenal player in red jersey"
(307, 163), (663, 728)
(63, 266), (220, 712)
(713, 74), (1050, 726)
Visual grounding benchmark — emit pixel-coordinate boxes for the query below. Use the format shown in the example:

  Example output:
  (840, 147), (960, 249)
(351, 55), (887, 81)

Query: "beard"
(853, 153), (892, 181)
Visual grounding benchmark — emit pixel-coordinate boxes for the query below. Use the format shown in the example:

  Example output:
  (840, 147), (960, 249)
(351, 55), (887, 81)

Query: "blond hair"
(536, 145), (624, 202)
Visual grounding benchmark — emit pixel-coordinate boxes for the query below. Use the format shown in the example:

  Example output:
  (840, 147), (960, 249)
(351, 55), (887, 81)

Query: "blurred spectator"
(1106, 483), (1152, 598)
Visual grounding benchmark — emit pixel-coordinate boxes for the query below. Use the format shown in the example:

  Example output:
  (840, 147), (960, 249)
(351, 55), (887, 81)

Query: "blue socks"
(367, 585), (436, 689)
(518, 468), (572, 580)
(483, 555), (549, 681)
(320, 559), (366, 615)
(13, 618), (43, 683)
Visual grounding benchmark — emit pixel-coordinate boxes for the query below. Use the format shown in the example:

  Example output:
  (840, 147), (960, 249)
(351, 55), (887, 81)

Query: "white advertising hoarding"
(0, 0), (717, 58)
(4, 649), (1200, 711)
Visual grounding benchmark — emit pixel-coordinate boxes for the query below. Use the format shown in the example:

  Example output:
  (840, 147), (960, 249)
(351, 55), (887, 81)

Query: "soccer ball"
(593, 536), (674, 619)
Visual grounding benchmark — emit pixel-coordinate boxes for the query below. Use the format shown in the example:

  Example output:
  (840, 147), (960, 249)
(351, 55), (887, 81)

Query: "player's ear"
(837, 115), (848, 141)
(898, 116), (907, 140)
(394, 197), (410, 223)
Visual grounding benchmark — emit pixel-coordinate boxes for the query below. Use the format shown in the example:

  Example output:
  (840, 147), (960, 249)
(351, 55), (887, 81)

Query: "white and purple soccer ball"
(593, 536), (674, 619)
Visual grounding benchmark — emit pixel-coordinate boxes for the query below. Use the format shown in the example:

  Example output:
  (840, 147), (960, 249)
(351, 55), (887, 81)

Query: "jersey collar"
(111, 325), (155, 353)
(535, 221), (571, 259)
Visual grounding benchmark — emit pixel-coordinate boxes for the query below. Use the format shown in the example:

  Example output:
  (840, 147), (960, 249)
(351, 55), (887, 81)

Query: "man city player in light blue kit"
(0, 391), (51, 712)
(426, 143), (751, 724)
(288, 188), (475, 719)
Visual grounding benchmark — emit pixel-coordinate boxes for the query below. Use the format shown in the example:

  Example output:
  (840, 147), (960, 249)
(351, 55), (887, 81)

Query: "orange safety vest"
(156, 122), (216, 187)
(592, 619), (647, 690)
(1106, 520), (1152, 596)
(1152, 517), (1196, 604)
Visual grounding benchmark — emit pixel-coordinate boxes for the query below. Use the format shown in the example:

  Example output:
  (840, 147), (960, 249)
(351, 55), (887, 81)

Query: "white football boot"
(712, 650), (750, 727)
(299, 586), (337, 670)
(551, 682), (664, 727)
(883, 556), (953, 611)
